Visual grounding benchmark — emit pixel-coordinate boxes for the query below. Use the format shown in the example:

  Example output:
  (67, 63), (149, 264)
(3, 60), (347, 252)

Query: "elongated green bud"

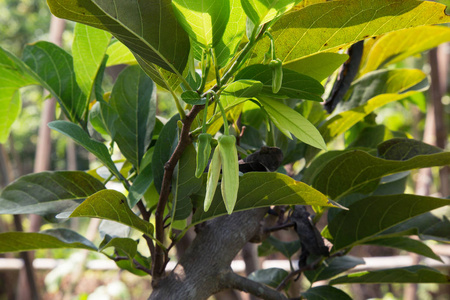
(269, 59), (283, 94)
(204, 146), (222, 212)
(195, 133), (212, 178)
(218, 135), (239, 214)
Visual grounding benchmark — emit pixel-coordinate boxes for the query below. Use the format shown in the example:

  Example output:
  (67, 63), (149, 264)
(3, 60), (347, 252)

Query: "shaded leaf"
(258, 236), (301, 258)
(70, 190), (154, 236)
(47, 0), (190, 74)
(257, 96), (327, 150)
(301, 286), (352, 300)
(330, 266), (450, 284)
(23, 42), (86, 122)
(305, 256), (365, 283)
(0, 171), (105, 216)
(110, 65), (156, 169)
(377, 138), (443, 160)
(172, 144), (202, 221)
(89, 100), (118, 138)
(248, 268), (289, 288)
(152, 114), (180, 193)
(328, 194), (450, 250)
(99, 235), (138, 258)
(311, 149), (450, 200)
(128, 163), (154, 208)
(192, 172), (334, 225)
(0, 229), (97, 253)
(360, 26), (450, 75)
(363, 237), (442, 262)
(72, 23), (112, 99)
(181, 91), (206, 105)
(48, 121), (121, 178)
(248, 0), (450, 65)
(236, 64), (324, 101)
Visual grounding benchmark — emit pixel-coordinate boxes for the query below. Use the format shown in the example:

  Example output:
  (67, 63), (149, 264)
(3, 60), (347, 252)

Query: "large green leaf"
(257, 96), (327, 150)
(360, 26), (450, 76)
(311, 149), (450, 200)
(110, 65), (156, 169)
(47, 0), (190, 74)
(247, 0), (450, 65)
(337, 69), (427, 112)
(172, 0), (230, 48)
(301, 286), (352, 300)
(241, 0), (302, 26)
(72, 23), (112, 99)
(0, 48), (39, 143)
(152, 114), (180, 193)
(236, 64), (324, 101)
(305, 255), (365, 283)
(214, 0), (246, 67)
(258, 235), (301, 259)
(192, 172), (334, 225)
(22, 42), (86, 122)
(0, 171), (105, 216)
(172, 144), (202, 221)
(328, 194), (450, 250)
(0, 229), (97, 253)
(363, 237), (442, 262)
(70, 190), (154, 236)
(99, 236), (138, 258)
(128, 163), (153, 208)
(48, 121), (121, 179)
(105, 41), (137, 67)
(284, 53), (349, 82)
(89, 99), (118, 138)
(330, 266), (450, 284)
(248, 268), (289, 289)
(377, 138), (443, 160)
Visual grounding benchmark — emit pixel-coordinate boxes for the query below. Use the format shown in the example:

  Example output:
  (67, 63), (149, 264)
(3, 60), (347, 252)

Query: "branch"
(221, 269), (288, 300)
(152, 104), (204, 280)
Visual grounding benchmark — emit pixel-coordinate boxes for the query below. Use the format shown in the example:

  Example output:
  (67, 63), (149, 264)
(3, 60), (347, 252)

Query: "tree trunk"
(149, 208), (287, 300)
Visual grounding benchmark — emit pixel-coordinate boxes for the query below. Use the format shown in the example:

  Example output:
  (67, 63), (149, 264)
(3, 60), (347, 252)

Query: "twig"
(152, 104), (204, 280)
(137, 200), (150, 221)
(276, 256), (323, 291)
(264, 222), (295, 233)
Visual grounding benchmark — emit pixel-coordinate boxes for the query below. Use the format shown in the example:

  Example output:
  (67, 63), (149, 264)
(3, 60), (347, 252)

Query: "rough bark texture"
(149, 208), (269, 300)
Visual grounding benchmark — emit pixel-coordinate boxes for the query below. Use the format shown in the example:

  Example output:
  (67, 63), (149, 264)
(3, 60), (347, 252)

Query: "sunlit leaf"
(241, 0), (302, 26)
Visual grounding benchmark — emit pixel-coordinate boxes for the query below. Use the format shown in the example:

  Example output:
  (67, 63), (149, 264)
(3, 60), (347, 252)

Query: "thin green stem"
(216, 95), (229, 136)
(211, 48), (222, 88)
(202, 95), (210, 134)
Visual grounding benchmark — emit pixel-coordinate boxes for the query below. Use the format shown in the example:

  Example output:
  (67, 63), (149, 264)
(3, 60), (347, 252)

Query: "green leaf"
(106, 41), (137, 67)
(241, 0), (302, 26)
(330, 266), (450, 284)
(328, 194), (450, 250)
(236, 64), (324, 101)
(305, 256), (365, 283)
(22, 42), (86, 122)
(0, 229), (97, 253)
(301, 286), (352, 300)
(258, 236), (301, 259)
(181, 91), (206, 105)
(222, 79), (263, 102)
(214, 0), (246, 67)
(377, 138), (443, 160)
(248, 0), (450, 65)
(110, 65), (156, 169)
(311, 149), (450, 200)
(360, 26), (450, 76)
(363, 237), (442, 262)
(284, 53), (349, 82)
(47, 0), (190, 74)
(172, 144), (202, 221)
(72, 23), (112, 100)
(48, 121), (121, 179)
(99, 236), (138, 258)
(257, 96), (327, 150)
(248, 268), (289, 288)
(383, 207), (450, 242)
(172, 0), (230, 48)
(192, 172), (334, 225)
(0, 171), (105, 217)
(337, 69), (427, 112)
(0, 90), (22, 144)
(152, 114), (180, 193)
(89, 100), (118, 138)
(70, 190), (154, 236)
(128, 163), (154, 208)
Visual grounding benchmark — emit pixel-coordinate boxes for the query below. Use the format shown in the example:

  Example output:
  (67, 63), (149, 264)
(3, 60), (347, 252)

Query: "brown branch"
(152, 104), (204, 281)
(276, 256), (323, 291)
(221, 269), (288, 300)
(137, 200), (150, 221)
